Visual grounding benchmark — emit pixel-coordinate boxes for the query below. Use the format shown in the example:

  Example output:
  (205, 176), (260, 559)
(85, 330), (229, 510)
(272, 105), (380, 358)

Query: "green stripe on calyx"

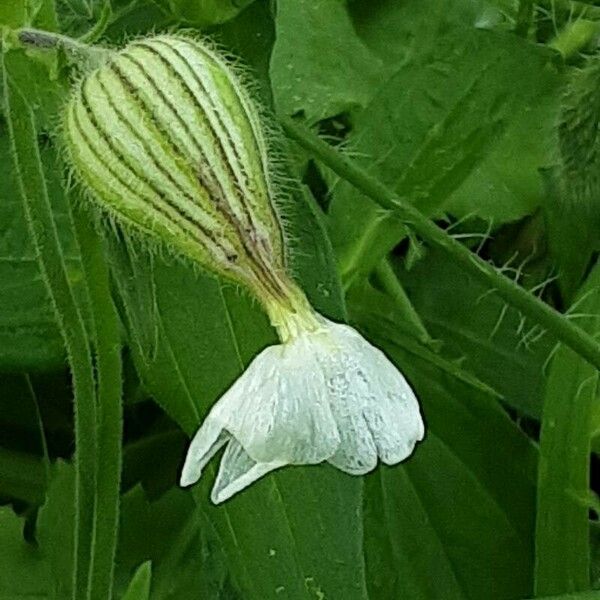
(63, 34), (318, 342)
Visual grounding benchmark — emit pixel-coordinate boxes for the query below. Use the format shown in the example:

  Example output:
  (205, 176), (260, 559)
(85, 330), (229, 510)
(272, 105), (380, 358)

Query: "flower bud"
(63, 34), (308, 332)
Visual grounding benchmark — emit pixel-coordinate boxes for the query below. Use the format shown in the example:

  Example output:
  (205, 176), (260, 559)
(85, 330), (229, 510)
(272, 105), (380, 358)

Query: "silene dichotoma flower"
(62, 34), (425, 504)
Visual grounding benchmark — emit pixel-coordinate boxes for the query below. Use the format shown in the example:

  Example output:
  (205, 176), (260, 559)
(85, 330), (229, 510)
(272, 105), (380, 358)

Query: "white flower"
(180, 316), (425, 504)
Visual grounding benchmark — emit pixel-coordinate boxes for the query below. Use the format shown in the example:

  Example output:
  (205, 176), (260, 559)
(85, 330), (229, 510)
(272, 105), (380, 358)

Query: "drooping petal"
(211, 440), (285, 504)
(324, 365), (378, 475)
(341, 324), (424, 464)
(318, 320), (424, 470)
(214, 339), (341, 465)
(180, 330), (342, 493)
(179, 417), (229, 487)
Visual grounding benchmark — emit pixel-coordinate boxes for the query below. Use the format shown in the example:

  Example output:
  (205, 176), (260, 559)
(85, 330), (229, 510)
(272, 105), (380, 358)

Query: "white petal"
(213, 339), (341, 465)
(327, 402), (379, 475)
(350, 331), (424, 464)
(179, 417), (228, 487)
(319, 320), (425, 469)
(179, 312), (425, 503)
(211, 440), (285, 504)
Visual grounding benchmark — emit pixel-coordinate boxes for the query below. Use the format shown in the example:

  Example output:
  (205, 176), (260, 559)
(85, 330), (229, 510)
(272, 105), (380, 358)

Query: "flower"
(180, 315), (424, 504)
(61, 33), (425, 504)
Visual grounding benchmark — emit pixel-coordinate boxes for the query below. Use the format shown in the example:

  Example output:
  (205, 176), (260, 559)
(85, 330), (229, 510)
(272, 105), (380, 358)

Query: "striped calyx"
(63, 34), (316, 341)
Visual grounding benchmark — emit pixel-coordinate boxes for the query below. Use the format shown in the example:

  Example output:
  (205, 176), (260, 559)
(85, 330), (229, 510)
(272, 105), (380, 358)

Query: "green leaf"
(349, 284), (538, 599)
(0, 446), (46, 505)
(73, 210), (123, 600)
(0, 2), (26, 27)
(447, 68), (561, 223)
(0, 47), (78, 371)
(37, 461), (76, 597)
(0, 0), (57, 29)
(122, 561), (152, 600)
(5, 49), (122, 600)
(327, 24), (559, 286)
(109, 172), (366, 598)
(534, 260), (600, 595)
(118, 485), (233, 599)
(0, 507), (52, 597)
(0, 134), (77, 371)
(396, 247), (553, 418)
(159, 0), (256, 27)
(215, 0), (275, 89)
(270, 0), (383, 123)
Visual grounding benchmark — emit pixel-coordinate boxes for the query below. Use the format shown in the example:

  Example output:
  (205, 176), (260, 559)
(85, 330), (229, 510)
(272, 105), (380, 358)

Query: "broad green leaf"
(109, 173), (366, 598)
(347, 0), (562, 223)
(0, 134), (73, 370)
(349, 0), (488, 66)
(446, 70), (560, 223)
(396, 247), (552, 419)
(270, 0), (383, 123)
(535, 260), (600, 595)
(349, 284), (538, 599)
(327, 22), (559, 287)
(122, 561), (152, 600)
(0, 2), (26, 27)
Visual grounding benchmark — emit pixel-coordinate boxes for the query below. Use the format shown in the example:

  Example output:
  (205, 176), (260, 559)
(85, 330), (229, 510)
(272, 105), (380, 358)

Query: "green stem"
(282, 118), (600, 372)
(3, 56), (97, 599)
(16, 27), (110, 69)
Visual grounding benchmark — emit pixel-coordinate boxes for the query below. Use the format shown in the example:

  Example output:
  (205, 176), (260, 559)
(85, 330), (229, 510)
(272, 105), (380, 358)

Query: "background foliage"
(1, 0), (600, 599)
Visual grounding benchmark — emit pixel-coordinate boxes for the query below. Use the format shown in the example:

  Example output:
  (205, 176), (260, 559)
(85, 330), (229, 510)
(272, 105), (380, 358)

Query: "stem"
(3, 57), (97, 599)
(16, 28), (110, 69)
(282, 118), (600, 372)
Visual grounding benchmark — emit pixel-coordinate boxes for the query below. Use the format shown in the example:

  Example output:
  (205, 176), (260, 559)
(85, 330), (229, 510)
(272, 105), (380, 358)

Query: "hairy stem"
(3, 57), (97, 599)
(16, 27), (110, 68)
(282, 118), (600, 371)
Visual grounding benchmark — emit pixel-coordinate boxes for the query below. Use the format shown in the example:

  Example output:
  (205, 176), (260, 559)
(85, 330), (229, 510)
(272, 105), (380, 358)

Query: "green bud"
(63, 34), (316, 340)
